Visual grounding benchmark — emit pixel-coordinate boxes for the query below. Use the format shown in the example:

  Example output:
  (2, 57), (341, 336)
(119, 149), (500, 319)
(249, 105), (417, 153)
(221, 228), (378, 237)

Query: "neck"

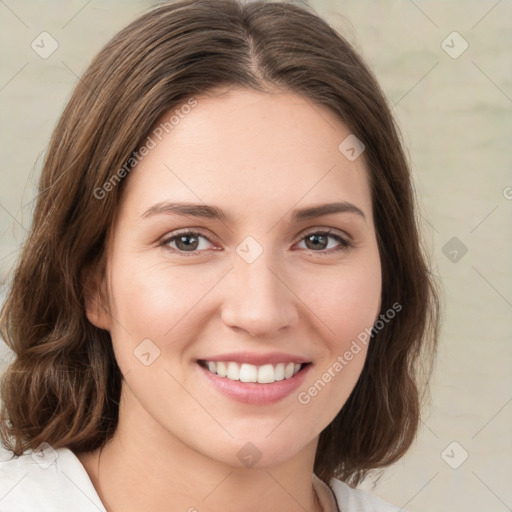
(77, 387), (325, 512)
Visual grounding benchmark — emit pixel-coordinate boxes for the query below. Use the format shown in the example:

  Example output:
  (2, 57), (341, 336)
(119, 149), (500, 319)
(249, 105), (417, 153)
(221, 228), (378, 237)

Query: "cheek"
(293, 250), (381, 414)
(105, 254), (223, 371)
(302, 253), (382, 349)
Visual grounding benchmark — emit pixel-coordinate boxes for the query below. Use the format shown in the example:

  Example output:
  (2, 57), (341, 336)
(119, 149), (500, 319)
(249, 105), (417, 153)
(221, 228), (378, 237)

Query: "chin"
(194, 430), (315, 470)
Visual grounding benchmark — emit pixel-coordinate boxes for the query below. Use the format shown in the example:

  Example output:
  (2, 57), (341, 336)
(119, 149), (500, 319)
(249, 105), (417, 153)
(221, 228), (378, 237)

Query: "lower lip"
(198, 363), (311, 405)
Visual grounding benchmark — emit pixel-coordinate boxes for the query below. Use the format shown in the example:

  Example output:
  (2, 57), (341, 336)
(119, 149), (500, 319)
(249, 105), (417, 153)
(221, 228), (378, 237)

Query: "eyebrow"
(141, 200), (366, 223)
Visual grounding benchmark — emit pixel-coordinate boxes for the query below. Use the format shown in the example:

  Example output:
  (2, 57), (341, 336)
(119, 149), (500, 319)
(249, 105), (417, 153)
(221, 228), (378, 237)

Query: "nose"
(220, 251), (299, 338)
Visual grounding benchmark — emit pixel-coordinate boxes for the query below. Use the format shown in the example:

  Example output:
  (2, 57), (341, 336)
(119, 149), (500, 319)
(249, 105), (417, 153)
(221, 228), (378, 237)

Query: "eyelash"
(159, 228), (352, 257)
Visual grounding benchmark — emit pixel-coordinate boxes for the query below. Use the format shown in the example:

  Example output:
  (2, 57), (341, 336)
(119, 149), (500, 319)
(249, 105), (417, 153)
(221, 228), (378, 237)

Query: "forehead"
(121, 87), (372, 221)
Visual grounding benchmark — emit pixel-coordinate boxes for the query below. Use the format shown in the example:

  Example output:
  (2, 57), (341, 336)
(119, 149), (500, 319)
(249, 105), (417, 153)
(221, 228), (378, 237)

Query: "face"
(88, 86), (382, 469)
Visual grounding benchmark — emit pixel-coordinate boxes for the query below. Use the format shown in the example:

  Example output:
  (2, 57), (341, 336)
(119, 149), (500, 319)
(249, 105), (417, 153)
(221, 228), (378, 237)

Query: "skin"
(77, 86), (382, 512)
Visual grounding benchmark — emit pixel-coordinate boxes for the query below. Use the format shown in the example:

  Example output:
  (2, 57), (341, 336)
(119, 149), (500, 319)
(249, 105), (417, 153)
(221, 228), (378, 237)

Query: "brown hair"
(0, 0), (439, 486)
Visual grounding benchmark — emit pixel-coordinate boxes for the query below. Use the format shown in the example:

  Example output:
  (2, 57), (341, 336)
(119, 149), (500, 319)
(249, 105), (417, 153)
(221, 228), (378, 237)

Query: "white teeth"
(203, 360), (304, 384)
(239, 363), (257, 383)
(216, 361), (227, 377)
(274, 363), (285, 381)
(226, 362), (240, 380)
(257, 364), (275, 384)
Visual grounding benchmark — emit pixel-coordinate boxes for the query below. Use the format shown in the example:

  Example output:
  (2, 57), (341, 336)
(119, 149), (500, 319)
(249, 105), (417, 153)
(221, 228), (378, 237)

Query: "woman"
(0, 1), (439, 511)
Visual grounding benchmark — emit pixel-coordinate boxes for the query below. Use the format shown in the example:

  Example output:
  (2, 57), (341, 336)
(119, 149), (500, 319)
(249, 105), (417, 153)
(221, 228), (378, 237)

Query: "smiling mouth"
(197, 360), (311, 384)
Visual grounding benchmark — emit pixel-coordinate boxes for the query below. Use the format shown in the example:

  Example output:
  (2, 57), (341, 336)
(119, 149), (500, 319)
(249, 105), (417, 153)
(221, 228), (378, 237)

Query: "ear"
(82, 260), (112, 331)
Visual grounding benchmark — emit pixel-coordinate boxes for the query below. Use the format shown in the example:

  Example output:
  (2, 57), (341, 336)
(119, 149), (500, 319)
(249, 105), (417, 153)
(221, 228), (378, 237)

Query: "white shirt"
(0, 444), (403, 511)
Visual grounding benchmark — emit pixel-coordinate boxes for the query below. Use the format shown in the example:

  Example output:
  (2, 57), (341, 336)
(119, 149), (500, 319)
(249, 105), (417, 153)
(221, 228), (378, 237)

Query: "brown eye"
(298, 231), (351, 253)
(161, 231), (213, 255)
(174, 233), (200, 251)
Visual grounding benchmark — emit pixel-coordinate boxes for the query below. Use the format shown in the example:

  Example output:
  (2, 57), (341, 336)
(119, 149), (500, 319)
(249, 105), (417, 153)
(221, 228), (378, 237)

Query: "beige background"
(1, 1), (511, 511)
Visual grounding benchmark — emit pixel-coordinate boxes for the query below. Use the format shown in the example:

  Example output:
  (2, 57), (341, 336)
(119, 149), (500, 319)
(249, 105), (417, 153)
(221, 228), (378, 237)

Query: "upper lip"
(198, 351), (311, 366)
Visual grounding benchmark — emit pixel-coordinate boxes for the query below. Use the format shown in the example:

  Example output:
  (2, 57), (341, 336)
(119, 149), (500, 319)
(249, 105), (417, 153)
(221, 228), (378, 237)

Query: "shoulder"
(0, 442), (106, 512)
(329, 477), (404, 512)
